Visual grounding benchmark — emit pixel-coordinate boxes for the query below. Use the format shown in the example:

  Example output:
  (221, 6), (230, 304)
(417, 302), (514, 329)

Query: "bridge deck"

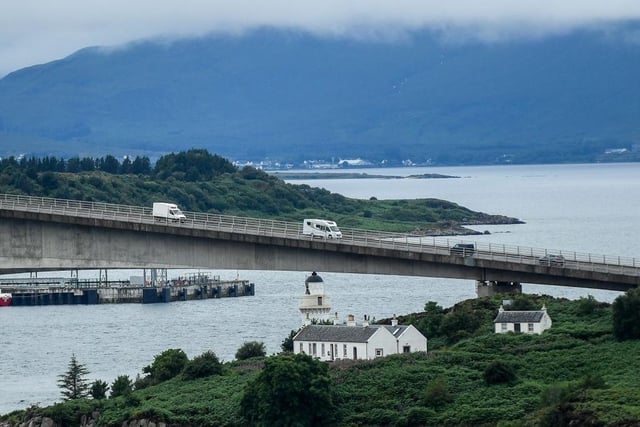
(1, 193), (638, 290)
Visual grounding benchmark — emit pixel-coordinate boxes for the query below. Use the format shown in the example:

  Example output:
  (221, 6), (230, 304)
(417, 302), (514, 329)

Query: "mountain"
(0, 25), (639, 165)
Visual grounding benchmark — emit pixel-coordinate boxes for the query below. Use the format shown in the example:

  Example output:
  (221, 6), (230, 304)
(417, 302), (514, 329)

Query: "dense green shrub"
(41, 400), (93, 427)
(423, 377), (454, 407)
(110, 375), (134, 398)
(142, 349), (189, 384)
(182, 351), (223, 380)
(612, 288), (640, 340)
(235, 341), (266, 360)
(484, 360), (517, 385)
(241, 353), (335, 426)
(576, 294), (600, 316)
(90, 380), (109, 400)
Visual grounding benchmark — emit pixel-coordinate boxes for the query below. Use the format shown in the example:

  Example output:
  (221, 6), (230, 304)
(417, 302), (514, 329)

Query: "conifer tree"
(57, 354), (90, 400)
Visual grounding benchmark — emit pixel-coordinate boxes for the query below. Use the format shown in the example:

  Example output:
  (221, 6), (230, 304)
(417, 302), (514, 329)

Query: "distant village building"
(293, 314), (428, 361)
(493, 305), (552, 334)
(337, 158), (373, 167)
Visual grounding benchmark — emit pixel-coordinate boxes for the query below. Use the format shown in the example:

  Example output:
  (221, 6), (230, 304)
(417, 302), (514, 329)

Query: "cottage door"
(514, 323), (521, 332)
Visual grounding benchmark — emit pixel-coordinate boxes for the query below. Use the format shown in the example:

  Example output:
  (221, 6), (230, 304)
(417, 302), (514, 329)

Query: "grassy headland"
(2, 293), (639, 426)
(0, 149), (521, 235)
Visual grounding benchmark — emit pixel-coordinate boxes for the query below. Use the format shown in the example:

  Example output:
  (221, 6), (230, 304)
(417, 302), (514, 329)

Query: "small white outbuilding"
(493, 305), (552, 334)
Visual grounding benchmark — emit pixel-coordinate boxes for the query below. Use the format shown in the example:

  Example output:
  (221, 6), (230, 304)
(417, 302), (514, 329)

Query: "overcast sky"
(1, 0), (639, 77)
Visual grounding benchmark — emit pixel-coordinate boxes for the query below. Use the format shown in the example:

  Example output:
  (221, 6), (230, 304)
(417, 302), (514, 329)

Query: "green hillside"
(3, 293), (639, 426)
(1, 26), (639, 165)
(0, 149), (521, 233)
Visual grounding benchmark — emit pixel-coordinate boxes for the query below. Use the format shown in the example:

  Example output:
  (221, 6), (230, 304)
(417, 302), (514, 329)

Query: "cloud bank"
(1, 0), (639, 76)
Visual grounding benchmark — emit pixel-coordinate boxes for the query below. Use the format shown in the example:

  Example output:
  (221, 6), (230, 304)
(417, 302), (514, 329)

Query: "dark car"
(450, 243), (476, 257)
(539, 254), (565, 267)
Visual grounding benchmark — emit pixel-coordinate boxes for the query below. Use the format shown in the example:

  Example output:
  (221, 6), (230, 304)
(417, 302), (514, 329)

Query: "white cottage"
(293, 315), (428, 361)
(493, 305), (552, 334)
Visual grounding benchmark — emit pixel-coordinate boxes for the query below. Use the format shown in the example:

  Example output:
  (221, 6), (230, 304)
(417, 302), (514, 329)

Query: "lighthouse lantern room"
(299, 272), (331, 325)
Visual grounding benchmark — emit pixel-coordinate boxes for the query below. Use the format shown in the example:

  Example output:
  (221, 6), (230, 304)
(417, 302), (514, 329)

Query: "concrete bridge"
(1, 193), (638, 292)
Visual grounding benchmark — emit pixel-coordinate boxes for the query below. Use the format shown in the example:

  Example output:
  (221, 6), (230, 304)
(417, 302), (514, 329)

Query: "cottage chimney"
(363, 314), (369, 327)
(391, 314), (398, 327)
(333, 312), (339, 325)
(498, 305), (504, 313)
(347, 314), (356, 326)
(541, 304), (547, 312)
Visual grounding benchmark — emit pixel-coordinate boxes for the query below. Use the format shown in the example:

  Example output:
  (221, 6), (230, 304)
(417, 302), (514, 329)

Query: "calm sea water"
(1, 162), (638, 413)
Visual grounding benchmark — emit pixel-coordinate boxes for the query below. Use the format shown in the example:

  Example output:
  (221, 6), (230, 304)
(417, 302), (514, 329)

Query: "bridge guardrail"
(1, 193), (638, 277)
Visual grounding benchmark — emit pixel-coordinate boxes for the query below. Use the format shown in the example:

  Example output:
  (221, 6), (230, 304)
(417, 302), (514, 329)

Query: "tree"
(612, 288), (640, 340)
(439, 307), (482, 343)
(417, 301), (445, 337)
(131, 156), (151, 175)
(241, 353), (335, 426)
(280, 330), (299, 353)
(235, 341), (266, 360)
(142, 348), (189, 383)
(110, 375), (133, 398)
(98, 155), (120, 174)
(183, 351), (223, 380)
(57, 354), (90, 400)
(90, 379), (109, 400)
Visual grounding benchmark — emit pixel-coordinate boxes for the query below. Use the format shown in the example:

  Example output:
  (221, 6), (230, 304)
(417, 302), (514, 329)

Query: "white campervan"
(303, 219), (342, 239)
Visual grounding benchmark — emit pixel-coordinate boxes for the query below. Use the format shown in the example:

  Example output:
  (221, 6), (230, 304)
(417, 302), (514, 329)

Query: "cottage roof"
(494, 310), (545, 323)
(381, 325), (410, 338)
(294, 324), (390, 343)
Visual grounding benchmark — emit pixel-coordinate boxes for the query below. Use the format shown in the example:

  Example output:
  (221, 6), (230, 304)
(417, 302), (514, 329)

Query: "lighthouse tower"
(299, 272), (331, 325)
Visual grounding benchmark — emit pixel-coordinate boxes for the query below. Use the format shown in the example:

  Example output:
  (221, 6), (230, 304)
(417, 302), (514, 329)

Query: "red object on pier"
(0, 293), (12, 307)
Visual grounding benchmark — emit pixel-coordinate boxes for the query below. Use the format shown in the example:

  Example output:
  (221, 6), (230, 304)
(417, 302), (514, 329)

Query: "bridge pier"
(476, 280), (522, 298)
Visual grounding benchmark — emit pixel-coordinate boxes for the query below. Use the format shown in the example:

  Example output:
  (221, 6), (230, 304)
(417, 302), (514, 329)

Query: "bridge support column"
(476, 280), (522, 298)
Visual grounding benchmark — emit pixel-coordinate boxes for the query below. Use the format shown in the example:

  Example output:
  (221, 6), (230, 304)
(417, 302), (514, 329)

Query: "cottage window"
(528, 323), (534, 332)
(343, 344), (347, 357)
(299, 342), (303, 353)
(375, 348), (383, 357)
(312, 343), (317, 356)
(501, 323), (507, 332)
(403, 345), (411, 353)
(321, 343), (325, 356)
(308, 343), (312, 354)
(317, 296), (323, 306)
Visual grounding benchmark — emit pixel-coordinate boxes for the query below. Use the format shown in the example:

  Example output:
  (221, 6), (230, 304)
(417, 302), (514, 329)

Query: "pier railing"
(1, 193), (638, 277)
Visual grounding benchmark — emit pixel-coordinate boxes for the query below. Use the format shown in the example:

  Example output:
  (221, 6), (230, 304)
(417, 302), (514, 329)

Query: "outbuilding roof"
(494, 310), (545, 323)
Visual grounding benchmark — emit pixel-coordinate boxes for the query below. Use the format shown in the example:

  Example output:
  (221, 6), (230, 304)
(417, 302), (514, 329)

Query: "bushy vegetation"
(612, 287), (640, 340)
(241, 353), (335, 426)
(141, 348), (189, 385)
(5, 293), (640, 426)
(182, 351), (223, 380)
(235, 341), (267, 361)
(0, 149), (520, 233)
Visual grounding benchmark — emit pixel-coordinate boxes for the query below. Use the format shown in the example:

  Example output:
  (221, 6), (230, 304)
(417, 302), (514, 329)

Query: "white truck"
(152, 202), (186, 223)
(303, 219), (342, 239)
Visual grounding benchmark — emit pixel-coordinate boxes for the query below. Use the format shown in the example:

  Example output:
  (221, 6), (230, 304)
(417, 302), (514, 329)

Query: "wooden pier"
(0, 273), (255, 306)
